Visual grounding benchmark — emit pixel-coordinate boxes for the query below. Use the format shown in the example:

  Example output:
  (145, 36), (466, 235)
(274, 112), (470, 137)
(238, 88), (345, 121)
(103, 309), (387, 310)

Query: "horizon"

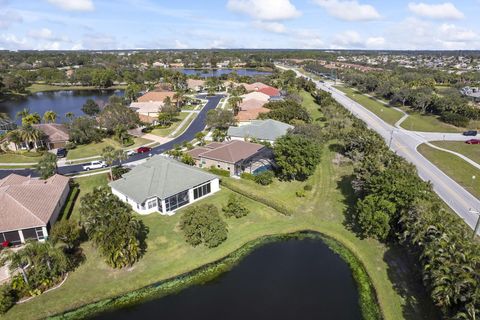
(1, 0), (479, 51)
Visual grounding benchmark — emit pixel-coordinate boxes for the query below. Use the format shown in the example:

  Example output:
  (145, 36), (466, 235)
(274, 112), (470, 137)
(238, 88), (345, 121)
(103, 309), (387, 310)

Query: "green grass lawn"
(0, 151), (42, 164)
(400, 113), (465, 133)
(66, 137), (151, 160)
(150, 112), (191, 137)
(4, 144), (437, 320)
(430, 140), (480, 163)
(27, 83), (127, 93)
(418, 143), (480, 198)
(335, 86), (404, 125)
(300, 89), (324, 122)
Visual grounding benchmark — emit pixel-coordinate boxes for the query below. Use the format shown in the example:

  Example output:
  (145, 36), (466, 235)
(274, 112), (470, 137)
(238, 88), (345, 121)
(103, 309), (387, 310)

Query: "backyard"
(3, 144), (437, 320)
(66, 137), (152, 160)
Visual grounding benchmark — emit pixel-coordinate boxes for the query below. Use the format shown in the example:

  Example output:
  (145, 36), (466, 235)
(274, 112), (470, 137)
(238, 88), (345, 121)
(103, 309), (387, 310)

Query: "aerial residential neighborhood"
(0, 1), (479, 320)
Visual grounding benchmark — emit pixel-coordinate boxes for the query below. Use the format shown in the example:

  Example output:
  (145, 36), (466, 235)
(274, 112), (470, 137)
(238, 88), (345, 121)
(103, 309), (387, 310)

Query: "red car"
(137, 146), (152, 153)
(465, 139), (480, 144)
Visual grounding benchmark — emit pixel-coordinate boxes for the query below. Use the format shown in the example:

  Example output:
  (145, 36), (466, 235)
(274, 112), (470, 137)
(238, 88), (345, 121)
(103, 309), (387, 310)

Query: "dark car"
(56, 148), (67, 158)
(465, 139), (480, 144)
(463, 130), (478, 136)
(137, 146), (152, 154)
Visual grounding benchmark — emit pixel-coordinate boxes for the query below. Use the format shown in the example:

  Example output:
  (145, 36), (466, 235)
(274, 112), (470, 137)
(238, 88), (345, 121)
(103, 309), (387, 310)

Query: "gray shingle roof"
(109, 156), (217, 204)
(227, 119), (293, 141)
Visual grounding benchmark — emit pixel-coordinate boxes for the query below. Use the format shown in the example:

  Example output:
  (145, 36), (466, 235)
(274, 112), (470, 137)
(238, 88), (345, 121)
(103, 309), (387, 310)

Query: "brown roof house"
(0, 174), (70, 245)
(187, 140), (273, 176)
(33, 123), (70, 150)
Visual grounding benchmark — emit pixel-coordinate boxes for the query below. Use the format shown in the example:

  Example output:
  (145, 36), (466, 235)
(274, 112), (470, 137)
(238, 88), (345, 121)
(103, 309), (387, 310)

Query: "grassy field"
(430, 140), (480, 163)
(150, 112), (191, 137)
(0, 151), (42, 163)
(418, 143), (480, 198)
(4, 144), (437, 320)
(27, 83), (127, 93)
(66, 137), (151, 160)
(300, 89), (323, 122)
(400, 113), (464, 133)
(335, 86), (404, 125)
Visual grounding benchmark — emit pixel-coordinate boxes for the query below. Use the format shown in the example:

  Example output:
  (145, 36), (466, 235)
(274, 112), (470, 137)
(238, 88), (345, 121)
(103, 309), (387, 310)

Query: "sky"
(1, 0), (480, 50)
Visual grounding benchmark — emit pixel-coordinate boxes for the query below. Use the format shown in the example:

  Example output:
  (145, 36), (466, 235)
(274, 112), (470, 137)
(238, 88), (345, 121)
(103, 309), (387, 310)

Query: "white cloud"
(28, 28), (53, 39)
(0, 10), (22, 29)
(82, 33), (117, 49)
(252, 21), (286, 33)
(174, 39), (188, 49)
(438, 24), (476, 42)
(227, 0), (301, 21)
(313, 0), (381, 21)
(0, 33), (28, 50)
(46, 0), (94, 11)
(292, 29), (324, 48)
(408, 2), (464, 20)
(366, 36), (385, 48)
(332, 30), (364, 48)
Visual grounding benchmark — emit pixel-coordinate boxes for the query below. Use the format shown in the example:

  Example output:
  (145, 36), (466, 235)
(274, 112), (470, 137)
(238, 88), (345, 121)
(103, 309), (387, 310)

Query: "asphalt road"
(0, 94), (223, 179)
(279, 66), (480, 235)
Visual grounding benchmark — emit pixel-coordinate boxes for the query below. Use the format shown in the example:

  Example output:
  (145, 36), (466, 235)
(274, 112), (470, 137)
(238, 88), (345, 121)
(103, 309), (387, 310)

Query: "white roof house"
(227, 119), (293, 143)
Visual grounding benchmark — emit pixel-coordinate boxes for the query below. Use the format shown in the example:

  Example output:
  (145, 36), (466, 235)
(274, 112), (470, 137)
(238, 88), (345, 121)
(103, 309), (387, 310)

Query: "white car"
(83, 160), (107, 171)
(126, 150), (136, 157)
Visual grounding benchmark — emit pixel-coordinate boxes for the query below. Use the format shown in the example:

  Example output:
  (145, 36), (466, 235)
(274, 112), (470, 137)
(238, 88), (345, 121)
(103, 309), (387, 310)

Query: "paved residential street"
(280, 66), (480, 235)
(0, 95), (223, 179)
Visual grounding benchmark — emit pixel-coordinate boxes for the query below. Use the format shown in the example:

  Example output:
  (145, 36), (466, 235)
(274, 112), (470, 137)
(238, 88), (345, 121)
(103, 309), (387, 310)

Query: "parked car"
(56, 148), (67, 158)
(137, 146), (152, 154)
(465, 139), (480, 144)
(126, 150), (136, 157)
(463, 130), (478, 136)
(83, 160), (107, 171)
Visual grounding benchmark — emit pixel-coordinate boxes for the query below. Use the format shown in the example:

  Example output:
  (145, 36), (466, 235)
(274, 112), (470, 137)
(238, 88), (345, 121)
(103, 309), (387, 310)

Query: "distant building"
(0, 118), (16, 135)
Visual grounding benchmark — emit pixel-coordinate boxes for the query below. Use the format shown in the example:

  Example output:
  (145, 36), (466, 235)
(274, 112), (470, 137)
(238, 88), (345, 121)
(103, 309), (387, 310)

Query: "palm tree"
(102, 146), (127, 180)
(6, 129), (22, 150)
(65, 112), (75, 122)
(173, 89), (186, 110)
(228, 95), (243, 115)
(19, 125), (43, 150)
(1, 249), (30, 285)
(16, 108), (30, 120)
(43, 110), (57, 123)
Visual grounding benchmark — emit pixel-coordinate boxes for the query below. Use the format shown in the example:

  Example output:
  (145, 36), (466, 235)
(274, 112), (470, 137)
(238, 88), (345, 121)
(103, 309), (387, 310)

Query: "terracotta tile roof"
(258, 86), (281, 97)
(0, 174), (70, 232)
(32, 124), (69, 143)
(241, 92), (270, 102)
(187, 79), (205, 89)
(236, 107), (270, 122)
(191, 140), (265, 164)
(241, 82), (270, 92)
(137, 91), (176, 103)
(239, 99), (267, 111)
(186, 147), (211, 160)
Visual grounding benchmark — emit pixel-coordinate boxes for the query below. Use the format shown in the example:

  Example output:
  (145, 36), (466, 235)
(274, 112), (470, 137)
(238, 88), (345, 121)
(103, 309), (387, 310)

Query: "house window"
(147, 198), (157, 210)
(193, 182), (211, 200)
(165, 190), (189, 212)
(35, 227), (45, 241)
(22, 228), (38, 241)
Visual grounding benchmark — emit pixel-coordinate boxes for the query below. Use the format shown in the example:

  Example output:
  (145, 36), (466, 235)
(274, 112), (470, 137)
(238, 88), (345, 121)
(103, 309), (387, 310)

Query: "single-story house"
(129, 101), (164, 124)
(241, 82), (270, 92)
(258, 86), (281, 98)
(187, 140), (273, 176)
(227, 119), (293, 143)
(187, 79), (206, 92)
(32, 123), (70, 150)
(236, 107), (270, 123)
(137, 91), (176, 103)
(109, 156), (220, 215)
(241, 91), (270, 103)
(0, 174), (70, 245)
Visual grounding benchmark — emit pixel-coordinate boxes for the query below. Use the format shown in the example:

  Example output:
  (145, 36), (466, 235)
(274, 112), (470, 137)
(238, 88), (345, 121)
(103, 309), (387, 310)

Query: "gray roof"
(227, 119), (293, 141)
(109, 156), (217, 204)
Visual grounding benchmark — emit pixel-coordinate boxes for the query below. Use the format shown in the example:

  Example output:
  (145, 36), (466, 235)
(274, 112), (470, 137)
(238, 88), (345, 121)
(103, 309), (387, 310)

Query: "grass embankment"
(400, 113), (464, 133)
(418, 143), (480, 198)
(430, 141), (480, 163)
(0, 151), (42, 164)
(66, 137), (151, 160)
(4, 144), (437, 320)
(150, 112), (191, 137)
(335, 86), (404, 125)
(27, 84), (127, 93)
(300, 89), (324, 122)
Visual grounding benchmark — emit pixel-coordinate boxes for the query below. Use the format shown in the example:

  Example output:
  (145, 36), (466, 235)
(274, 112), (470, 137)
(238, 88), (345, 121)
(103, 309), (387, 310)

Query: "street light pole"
(389, 129), (395, 148)
(468, 208), (480, 239)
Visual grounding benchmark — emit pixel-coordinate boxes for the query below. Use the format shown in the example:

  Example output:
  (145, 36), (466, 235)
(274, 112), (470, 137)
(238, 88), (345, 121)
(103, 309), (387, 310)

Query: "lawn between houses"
(3, 144), (437, 320)
(66, 137), (152, 160)
(150, 112), (192, 137)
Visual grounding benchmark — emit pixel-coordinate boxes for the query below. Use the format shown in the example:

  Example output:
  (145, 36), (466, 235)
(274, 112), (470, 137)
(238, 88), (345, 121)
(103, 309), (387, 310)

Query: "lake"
(0, 90), (124, 125)
(178, 68), (272, 77)
(95, 238), (361, 320)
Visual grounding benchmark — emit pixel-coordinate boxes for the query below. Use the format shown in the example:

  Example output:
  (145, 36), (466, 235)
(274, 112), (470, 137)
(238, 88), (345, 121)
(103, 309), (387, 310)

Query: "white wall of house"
(111, 178), (220, 215)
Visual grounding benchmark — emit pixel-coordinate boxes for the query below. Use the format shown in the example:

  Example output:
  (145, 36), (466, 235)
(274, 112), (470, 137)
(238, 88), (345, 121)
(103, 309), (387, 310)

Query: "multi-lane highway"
(0, 94), (223, 179)
(279, 65), (480, 234)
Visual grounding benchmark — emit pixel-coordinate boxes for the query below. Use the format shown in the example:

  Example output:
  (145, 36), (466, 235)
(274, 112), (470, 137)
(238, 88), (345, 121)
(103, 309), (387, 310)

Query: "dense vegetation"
(180, 204), (228, 248)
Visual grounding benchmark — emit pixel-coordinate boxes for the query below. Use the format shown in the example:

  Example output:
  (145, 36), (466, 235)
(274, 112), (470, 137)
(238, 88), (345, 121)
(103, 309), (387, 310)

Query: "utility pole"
(468, 208), (480, 239)
(389, 129), (395, 148)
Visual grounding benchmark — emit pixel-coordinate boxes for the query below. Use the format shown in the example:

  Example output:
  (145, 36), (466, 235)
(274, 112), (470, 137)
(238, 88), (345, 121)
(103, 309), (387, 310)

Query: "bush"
(180, 204), (228, 248)
(222, 194), (249, 218)
(296, 189), (306, 197)
(254, 170), (274, 185)
(209, 166), (230, 177)
(240, 172), (255, 181)
(65, 141), (76, 150)
(303, 184), (313, 191)
(111, 166), (130, 180)
(440, 112), (469, 127)
(0, 284), (16, 314)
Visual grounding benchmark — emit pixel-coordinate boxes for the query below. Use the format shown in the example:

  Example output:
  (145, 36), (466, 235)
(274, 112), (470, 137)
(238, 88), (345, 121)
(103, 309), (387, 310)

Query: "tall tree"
(81, 99), (100, 116)
(18, 125), (43, 150)
(22, 113), (41, 126)
(35, 152), (58, 179)
(102, 146), (127, 180)
(43, 110), (57, 123)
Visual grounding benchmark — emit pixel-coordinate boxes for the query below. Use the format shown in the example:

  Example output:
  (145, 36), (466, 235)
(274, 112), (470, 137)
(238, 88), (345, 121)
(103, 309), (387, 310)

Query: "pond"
(95, 238), (362, 320)
(0, 90), (124, 125)
(178, 68), (272, 77)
